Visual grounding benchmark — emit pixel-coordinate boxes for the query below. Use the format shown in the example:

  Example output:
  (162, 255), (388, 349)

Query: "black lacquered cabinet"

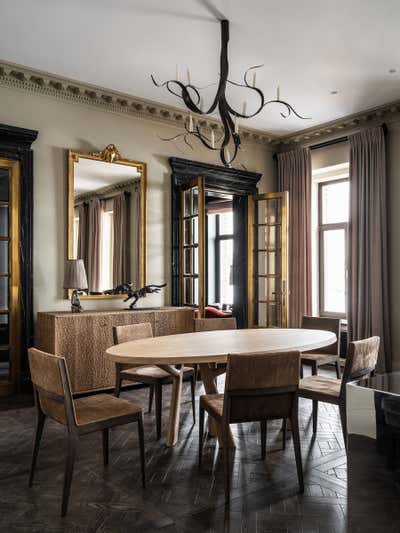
(0, 124), (37, 395)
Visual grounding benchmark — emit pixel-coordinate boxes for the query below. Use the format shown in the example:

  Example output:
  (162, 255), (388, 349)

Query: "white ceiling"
(1, 0), (400, 135)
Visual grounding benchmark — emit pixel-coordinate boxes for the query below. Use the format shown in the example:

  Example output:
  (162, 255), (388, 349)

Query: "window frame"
(318, 177), (349, 319)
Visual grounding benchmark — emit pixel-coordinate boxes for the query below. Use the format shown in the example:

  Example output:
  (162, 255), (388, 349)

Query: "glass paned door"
(180, 177), (205, 317)
(0, 159), (20, 393)
(248, 192), (288, 328)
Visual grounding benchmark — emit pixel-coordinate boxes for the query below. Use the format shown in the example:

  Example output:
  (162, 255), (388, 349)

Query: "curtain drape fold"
(348, 126), (391, 372)
(77, 203), (88, 273)
(278, 148), (312, 327)
(87, 198), (102, 293)
(113, 193), (131, 286)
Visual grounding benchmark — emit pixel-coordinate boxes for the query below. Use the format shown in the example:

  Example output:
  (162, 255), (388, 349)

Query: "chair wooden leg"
(335, 359), (341, 379)
(312, 400), (318, 434)
(291, 412), (304, 493)
(28, 411), (46, 487)
(148, 385), (154, 413)
(282, 418), (287, 450)
(102, 429), (109, 466)
(222, 423), (231, 504)
(137, 415), (146, 488)
(199, 404), (205, 467)
(311, 361), (317, 376)
(61, 435), (78, 517)
(339, 403), (347, 449)
(114, 363), (122, 397)
(300, 364), (304, 379)
(190, 374), (196, 424)
(260, 420), (267, 460)
(155, 384), (162, 440)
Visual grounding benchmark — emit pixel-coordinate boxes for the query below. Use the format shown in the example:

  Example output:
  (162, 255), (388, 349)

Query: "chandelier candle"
(152, 19), (309, 166)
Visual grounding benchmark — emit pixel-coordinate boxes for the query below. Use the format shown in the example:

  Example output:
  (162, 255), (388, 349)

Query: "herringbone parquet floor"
(0, 369), (398, 533)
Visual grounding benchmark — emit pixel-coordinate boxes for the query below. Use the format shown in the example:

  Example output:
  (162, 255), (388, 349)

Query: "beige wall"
(0, 86), (275, 313)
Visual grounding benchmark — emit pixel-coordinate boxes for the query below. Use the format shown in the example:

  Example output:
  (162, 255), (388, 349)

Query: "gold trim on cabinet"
(67, 146), (147, 300)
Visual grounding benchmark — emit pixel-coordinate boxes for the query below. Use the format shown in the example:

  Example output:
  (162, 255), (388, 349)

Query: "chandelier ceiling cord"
(151, 19), (309, 166)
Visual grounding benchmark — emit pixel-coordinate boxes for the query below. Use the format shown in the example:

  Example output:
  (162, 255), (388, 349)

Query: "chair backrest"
(113, 322), (153, 345)
(223, 351), (300, 423)
(194, 317), (237, 332)
(301, 315), (340, 355)
(28, 347), (77, 427)
(340, 336), (380, 397)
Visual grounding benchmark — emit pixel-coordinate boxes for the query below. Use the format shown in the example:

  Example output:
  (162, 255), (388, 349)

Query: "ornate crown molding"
(279, 99), (400, 147)
(0, 61), (279, 148)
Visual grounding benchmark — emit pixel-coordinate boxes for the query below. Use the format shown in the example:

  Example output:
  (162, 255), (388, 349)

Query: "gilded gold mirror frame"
(67, 144), (147, 300)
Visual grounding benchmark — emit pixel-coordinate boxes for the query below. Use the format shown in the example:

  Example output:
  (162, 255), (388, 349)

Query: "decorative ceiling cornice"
(2, 60), (400, 151)
(0, 60), (279, 148)
(278, 98), (400, 147)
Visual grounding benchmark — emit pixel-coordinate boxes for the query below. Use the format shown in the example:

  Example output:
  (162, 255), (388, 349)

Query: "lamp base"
(71, 289), (83, 313)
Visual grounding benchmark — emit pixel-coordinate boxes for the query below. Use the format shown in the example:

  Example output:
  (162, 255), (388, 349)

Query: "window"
(215, 211), (233, 305)
(317, 178), (349, 317)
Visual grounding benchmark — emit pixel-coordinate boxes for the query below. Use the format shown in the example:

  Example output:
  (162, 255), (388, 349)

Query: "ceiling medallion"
(151, 19), (309, 166)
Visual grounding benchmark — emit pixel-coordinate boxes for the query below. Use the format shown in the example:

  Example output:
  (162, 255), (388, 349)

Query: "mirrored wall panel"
(68, 145), (146, 298)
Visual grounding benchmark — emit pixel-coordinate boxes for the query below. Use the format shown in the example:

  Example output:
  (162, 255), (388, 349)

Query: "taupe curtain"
(278, 148), (312, 327)
(348, 126), (391, 372)
(76, 203), (88, 271)
(113, 193), (131, 286)
(87, 198), (102, 293)
(130, 183), (141, 287)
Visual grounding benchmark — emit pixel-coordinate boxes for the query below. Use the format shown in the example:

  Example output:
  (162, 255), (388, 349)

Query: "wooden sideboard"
(36, 307), (195, 393)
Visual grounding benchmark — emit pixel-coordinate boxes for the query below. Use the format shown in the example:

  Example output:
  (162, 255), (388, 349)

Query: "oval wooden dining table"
(106, 328), (336, 447)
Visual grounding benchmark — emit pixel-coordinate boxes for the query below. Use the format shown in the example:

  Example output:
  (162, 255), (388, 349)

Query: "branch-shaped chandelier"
(151, 19), (310, 167)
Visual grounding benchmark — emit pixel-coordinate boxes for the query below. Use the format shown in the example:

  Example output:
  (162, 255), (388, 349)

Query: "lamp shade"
(63, 259), (88, 290)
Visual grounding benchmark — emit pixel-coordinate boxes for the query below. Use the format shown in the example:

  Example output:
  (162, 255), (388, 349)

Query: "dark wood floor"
(0, 370), (398, 533)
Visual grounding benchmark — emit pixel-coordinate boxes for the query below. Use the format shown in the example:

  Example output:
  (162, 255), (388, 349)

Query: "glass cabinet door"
(180, 177), (205, 317)
(0, 159), (20, 395)
(247, 192), (288, 328)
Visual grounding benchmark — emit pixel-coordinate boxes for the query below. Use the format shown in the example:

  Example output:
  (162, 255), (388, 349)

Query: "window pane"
(0, 206), (8, 238)
(321, 181), (349, 224)
(220, 239), (233, 305)
(219, 211), (233, 235)
(0, 169), (9, 202)
(323, 229), (346, 314)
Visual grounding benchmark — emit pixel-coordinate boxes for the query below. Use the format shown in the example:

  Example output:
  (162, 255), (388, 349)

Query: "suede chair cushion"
(299, 375), (341, 402)
(121, 365), (194, 380)
(41, 394), (142, 427)
(200, 393), (224, 419)
(301, 352), (339, 362)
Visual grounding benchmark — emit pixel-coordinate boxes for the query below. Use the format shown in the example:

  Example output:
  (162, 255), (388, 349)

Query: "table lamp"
(63, 259), (88, 313)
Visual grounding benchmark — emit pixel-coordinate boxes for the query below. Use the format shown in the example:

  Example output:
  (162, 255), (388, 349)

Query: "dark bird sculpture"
(104, 283), (167, 309)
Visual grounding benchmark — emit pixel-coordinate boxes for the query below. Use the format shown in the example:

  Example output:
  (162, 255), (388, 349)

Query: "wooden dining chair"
(199, 351), (303, 502)
(194, 317), (237, 385)
(113, 323), (196, 440)
(301, 316), (341, 379)
(194, 317), (237, 332)
(28, 348), (145, 517)
(299, 336), (380, 443)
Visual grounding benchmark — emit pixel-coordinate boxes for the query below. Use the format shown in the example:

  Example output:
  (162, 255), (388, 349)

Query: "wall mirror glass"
(67, 144), (146, 299)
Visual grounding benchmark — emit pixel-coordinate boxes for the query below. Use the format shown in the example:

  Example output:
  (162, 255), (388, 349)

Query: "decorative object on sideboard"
(63, 259), (88, 313)
(151, 19), (309, 167)
(104, 283), (167, 309)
